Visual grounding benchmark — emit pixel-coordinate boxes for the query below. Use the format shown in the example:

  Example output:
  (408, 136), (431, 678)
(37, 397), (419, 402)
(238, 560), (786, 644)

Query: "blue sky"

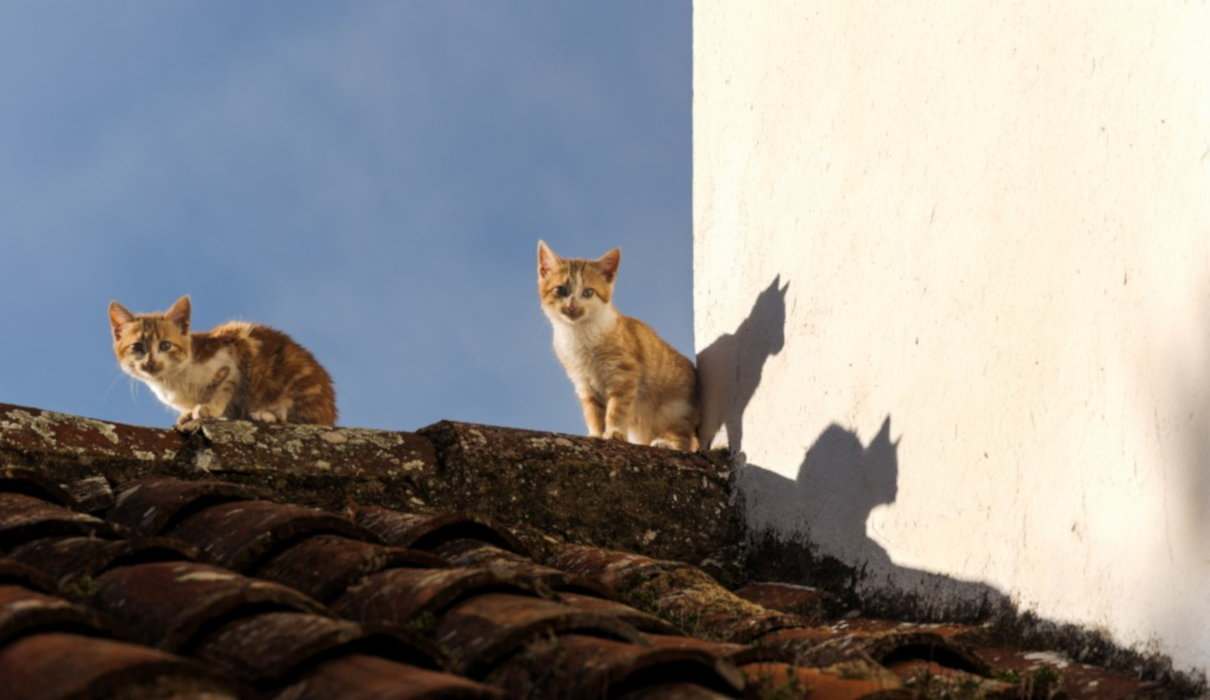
(0, 2), (691, 434)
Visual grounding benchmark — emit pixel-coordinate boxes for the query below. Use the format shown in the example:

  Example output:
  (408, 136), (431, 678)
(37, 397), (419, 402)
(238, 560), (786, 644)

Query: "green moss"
(751, 669), (808, 700)
(60, 574), (98, 600)
(993, 669), (1021, 685)
(404, 611), (438, 637)
(1021, 665), (1063, 698)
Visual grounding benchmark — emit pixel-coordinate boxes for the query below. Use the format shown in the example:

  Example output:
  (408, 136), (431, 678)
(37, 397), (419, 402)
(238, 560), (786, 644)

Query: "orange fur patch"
(108, 297), (337, 426)
(536, 242), (698, 450)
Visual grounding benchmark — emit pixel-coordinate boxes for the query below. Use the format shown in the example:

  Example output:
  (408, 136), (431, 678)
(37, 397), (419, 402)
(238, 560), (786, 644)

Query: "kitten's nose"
(141, 361), (159, 375)
(562, 305), (584, 321)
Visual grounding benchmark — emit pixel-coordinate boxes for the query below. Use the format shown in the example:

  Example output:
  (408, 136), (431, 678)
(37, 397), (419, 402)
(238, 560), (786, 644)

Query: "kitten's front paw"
(175, 415), (202, 432)
(650, 438), (676, 450)
(250, 410), (278, 423)
(602, 428), (627, 442)
(175, 405), (212, 432)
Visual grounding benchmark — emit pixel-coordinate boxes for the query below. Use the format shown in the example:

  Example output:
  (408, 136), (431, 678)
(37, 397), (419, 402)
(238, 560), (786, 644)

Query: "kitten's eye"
(158, 341), (172, 353)
(555, 285), (570, 298)
(581, 288), (595, 299)
(131, 342), (145, 354)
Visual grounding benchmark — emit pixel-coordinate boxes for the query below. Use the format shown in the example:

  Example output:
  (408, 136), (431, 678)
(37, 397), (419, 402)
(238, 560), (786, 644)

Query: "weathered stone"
(193, 419), (435, 480)
(0, 406), (743, 572)
(419, 421), (743, 572)
(190, 419), (439, 512)
(0, 403), (440, 513)
(0, 403), (184, 481)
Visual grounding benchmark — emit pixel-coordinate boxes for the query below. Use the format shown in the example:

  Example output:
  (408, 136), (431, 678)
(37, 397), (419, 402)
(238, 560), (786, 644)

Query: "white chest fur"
(143, 351), (238, 411)
(550, 311), (617, 395)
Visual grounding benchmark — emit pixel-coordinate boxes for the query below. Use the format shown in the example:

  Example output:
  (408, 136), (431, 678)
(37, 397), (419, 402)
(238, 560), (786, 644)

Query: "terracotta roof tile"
(190, 611), (427, 687)
(485, 633), (744, 698)
(557, 593), (683, 635)
(92, 561), (328, 650)
(0, 558), (62, 592)
(616, 684), (737, 700)
(109, 477), (267, 535)
(165, 499), (370, 572)
(333, 566), (534, 628)
(549, 543), (797, 644)
(733, 581), (841, 622)
(256, 534), (445, 604)
(0, 402), (1187, 698)
(0, 583), (106, 643)
(0, 492), (113, 548)
(435, 592), (645, 676)
(355, 508), (528, 555)
(738, 661), (907, 699)
(0, 632), (241, 699)
(278, 654), (502, 700)
(10, 535), (201, 584)
(434, 540), (610, 597)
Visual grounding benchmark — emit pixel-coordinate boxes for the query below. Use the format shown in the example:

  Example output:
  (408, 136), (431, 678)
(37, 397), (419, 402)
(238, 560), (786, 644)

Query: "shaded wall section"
(693, 0), (1210, 678)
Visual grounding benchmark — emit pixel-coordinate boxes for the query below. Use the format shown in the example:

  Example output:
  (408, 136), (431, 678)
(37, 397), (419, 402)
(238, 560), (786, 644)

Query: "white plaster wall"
(694, 1), (1210, 677)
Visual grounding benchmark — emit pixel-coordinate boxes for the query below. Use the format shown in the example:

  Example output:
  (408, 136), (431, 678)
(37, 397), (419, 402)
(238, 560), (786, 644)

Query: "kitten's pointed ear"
(596, 248), (621, 282)
(108, 301), (134, 340)
(165, 295), (191, 334)
(537, 240), (561, 279)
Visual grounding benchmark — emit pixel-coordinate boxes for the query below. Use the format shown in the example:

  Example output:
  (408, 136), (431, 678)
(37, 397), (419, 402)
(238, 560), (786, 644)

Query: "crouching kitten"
(108, 296), (337, 427)
(537, 241), (699, 450)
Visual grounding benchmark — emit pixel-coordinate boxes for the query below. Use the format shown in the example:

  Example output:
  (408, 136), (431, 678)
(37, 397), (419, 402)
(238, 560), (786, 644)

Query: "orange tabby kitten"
(537, 241), (698, 450)
(108, 296), (337, 427)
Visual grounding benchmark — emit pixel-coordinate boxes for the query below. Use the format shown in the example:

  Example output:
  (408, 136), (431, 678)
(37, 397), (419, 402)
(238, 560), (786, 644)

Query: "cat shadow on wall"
(741, 416), (1009, 619)
(696, 275), (790, 456)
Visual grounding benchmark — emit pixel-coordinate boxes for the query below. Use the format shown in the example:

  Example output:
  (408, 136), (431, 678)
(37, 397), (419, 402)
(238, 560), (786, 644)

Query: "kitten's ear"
(108, 301), (134, 340)
(596, 248), (621, 282)
(165, 295), (191, 334)
(537, 240), (561, 279)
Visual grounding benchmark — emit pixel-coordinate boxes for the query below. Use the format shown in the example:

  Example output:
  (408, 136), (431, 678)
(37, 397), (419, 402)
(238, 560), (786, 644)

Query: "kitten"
(537, 241), (699, 450)
(107, 296), (337, 427)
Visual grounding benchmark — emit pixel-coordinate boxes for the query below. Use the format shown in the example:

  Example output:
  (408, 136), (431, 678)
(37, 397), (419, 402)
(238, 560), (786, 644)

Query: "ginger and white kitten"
(108, 296), (337, 427)
(537, 241), (698, 450)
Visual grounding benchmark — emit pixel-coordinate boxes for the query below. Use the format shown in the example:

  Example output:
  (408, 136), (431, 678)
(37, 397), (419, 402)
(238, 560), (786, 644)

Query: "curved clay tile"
(166, 500), (373, 573)
(92, 561), (327, 651)
(192, 611), (439, 687)
(738, 660), (907, 699)
(548, 543), (797, 644)
(0, 584), (107, 646)
(333, 566), (536, 628)
(10, 536), (200, 584)
(0, 404), (1183, 699)
(276, 653), (502, 700)
(108, 477), (266, 536)
(435, 540), (609, 598)
(750, 624), (990, 677)
(486, 633), (745, 698)
(0, 492), (114, 550)
(355, 508), (527, 556)
(614, 683), (737, 699)
(255, 534), (446, 604)
(0, 467), (80, 508)
(0, 632), (243, 700)
(0, 559), (57, 593)
(434, 592), (645, 677)
(558, 593), (685, 636)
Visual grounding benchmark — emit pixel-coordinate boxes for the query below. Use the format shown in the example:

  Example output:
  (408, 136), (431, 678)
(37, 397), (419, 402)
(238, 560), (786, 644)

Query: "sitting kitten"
(537, 241), (698, 450)
(107, 296), (337, 427)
